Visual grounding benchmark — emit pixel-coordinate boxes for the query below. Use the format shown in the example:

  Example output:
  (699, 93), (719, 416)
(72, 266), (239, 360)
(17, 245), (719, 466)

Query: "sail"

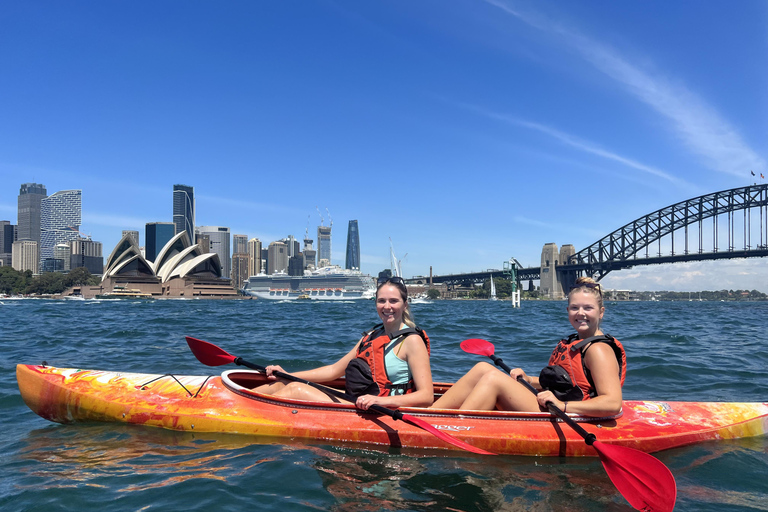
(490, 274), (497, 300)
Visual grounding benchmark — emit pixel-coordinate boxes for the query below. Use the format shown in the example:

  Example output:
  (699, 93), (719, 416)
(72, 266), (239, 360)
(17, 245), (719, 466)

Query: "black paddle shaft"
(233, 357), (404, 420)
(488, 354), (597, 446)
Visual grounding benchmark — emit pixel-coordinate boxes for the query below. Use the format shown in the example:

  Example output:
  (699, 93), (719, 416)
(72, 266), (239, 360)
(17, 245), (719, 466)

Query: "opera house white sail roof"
(102, 231), (223, 283)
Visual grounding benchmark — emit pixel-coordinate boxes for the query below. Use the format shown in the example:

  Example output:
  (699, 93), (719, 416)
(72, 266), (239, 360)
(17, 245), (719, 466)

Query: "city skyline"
(1, 2), (767, 292)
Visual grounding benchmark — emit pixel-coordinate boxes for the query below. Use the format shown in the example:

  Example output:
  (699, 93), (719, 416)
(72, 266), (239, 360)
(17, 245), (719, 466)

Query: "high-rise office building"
(70, 237), (103, 275)
(232, 234), (248, 254)
(12, 240), (39, 274)
(17, 183), (47, 245)
(0, 221), (14, 267)
(145, 222), (176, 262)
(173, 184), (194, 245)
(231, 234), (249, 290)
(54, 243), (72, 272)
(40, 190), (82, 261)
(267, 241), (288, 275)
(345, 220), (360, 271)
(317, 225), (331, 267)
(196, 226), (230, 278)
(122, 230), (140, 247)
(303, 236), (316, 270)
(247, 238), (262, 276)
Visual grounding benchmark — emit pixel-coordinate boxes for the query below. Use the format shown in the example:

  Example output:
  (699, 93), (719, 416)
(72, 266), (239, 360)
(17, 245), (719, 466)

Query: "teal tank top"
(383, 336), (411, 395)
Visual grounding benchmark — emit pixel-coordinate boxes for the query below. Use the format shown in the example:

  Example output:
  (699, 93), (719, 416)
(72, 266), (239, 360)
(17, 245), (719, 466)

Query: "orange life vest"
(353, 324), (430, 397)
(544, 334), (626, 401)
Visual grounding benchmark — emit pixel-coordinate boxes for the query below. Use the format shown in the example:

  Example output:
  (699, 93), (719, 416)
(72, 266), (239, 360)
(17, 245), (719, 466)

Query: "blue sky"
(1, 1), (767, 292)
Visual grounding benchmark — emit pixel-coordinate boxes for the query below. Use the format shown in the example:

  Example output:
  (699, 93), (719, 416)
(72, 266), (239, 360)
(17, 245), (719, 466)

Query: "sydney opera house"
(77, 231), (238, 298)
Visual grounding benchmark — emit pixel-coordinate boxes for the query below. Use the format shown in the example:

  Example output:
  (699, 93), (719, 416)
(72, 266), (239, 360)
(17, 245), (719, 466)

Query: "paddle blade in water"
(186, 336), (237, 367)
(401, 414), (495, 455)
(593, 441), (677, 512)
(460, 338), (495, 357)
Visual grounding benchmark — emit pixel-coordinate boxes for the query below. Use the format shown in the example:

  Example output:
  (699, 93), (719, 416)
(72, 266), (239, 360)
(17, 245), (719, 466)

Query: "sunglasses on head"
(377, 276), (404, 286)
(570, 282), (602, 295)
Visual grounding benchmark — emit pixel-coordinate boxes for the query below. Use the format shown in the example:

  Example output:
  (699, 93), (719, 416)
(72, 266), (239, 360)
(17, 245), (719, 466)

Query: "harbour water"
(2, 298), (767, 511)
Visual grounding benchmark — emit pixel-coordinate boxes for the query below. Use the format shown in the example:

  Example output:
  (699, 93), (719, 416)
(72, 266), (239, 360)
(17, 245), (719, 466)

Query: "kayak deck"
(16, 364), (768, 456)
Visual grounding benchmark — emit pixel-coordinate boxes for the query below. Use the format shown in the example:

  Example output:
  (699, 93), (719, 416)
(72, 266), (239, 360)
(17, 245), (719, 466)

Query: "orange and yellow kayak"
(16, 364), (768, 456)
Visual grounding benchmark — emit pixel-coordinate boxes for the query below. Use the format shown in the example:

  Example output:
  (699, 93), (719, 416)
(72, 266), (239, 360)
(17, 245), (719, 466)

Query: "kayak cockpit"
(220, 370), (622, 422)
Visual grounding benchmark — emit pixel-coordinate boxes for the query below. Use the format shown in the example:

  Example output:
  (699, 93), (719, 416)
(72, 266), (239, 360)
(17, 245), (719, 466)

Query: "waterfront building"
(247, 238), (262, 277)
(317, 225), (331, 267)
(303, 237), (316, 270)
(70, 237), (103, 275)
(196, 226), (231, 279)
(12, 240), (39, 274)
(95, 231), (235, 298)
(345, 220), (360, 271)
(173, 184), (195, 245)
(17, 183), (47, 245)
(267, 241), (288, 275)
(145, 222), (175, 262)
(40, 190), (82, 262)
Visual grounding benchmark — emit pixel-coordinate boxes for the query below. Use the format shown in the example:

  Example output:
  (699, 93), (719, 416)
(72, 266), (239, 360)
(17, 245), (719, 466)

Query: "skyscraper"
(231, 234), (249, 290)
(145, 222), (176, 262)
(122, 230), (140, 247)
(247, 238), (262, 276)
(196, 226), (231, 278)
(17, 183), (47, 244)
(317, 225), (331, 267)
(302, 236), (316, 270)
(12, 240), (39, 274)
(40, 189), (82, 261)
(232, 234), (248, 254)
(267, 240), (288, 274)
(0, 221), (15, 267)
(173, 184), (195, 245)
(345, 220), (360, 271)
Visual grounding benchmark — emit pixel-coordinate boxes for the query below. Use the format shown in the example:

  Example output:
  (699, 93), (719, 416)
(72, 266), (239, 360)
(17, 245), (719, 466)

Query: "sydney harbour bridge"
(405, 184), (768, 297)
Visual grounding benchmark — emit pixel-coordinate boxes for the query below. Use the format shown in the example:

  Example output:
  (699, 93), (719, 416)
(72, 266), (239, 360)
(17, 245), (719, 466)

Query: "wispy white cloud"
(469, 105), (689, 187)
(486, 0), (768, 177)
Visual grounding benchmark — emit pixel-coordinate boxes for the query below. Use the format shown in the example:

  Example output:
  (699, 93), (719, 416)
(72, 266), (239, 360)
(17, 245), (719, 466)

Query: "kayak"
(16, 364), (768, 457)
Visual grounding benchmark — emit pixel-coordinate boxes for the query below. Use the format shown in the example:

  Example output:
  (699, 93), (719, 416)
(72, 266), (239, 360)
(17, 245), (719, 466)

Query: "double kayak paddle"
(460, 338), (677, 512)
(186, 336), (493, 455)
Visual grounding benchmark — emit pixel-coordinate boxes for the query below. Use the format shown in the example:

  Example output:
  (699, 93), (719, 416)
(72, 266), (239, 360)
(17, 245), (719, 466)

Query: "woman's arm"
(357, 333), (433, 409)
(267, 339), (362, 383)
(536, 343), (622, 416)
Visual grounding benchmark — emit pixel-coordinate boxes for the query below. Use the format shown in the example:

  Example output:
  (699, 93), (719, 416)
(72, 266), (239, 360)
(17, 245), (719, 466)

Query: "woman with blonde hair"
(432, 277), (625, 417)
(255, 276), (433, 411)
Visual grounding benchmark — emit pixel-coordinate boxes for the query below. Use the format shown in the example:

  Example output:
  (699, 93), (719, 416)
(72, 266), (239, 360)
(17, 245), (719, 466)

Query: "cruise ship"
(241, 266), (376, 301)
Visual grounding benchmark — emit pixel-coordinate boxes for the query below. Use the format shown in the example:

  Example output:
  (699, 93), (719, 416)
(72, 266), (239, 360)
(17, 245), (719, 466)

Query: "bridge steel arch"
(558, 184), (768, 288)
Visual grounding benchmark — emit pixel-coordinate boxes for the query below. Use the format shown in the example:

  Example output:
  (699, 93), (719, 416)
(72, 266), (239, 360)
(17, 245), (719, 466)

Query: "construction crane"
(326, 208), (333, 229)
(316, 206), (324, 226)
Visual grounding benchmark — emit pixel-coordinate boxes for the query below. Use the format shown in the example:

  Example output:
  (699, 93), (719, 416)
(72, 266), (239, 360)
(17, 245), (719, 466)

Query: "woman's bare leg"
(460, 371), (540, 411)
(431, 362), (497, 409)
(273, 382), (348, 403)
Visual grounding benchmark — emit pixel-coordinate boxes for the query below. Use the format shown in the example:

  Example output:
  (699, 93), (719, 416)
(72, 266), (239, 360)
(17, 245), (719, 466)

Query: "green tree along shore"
(0, 267), (100, 296)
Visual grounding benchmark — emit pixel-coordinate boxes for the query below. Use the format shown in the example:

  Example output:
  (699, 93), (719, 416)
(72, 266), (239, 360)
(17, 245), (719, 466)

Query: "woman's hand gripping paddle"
(460, 338), (677, 512)
(185, 336), (493, 455)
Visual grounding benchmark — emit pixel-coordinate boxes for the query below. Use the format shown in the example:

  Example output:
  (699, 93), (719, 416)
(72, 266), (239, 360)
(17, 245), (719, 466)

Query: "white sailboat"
(489, 274), (497, 301)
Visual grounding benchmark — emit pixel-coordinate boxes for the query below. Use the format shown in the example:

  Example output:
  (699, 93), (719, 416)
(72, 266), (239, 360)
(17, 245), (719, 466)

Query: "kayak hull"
(17, 364), (768, 456)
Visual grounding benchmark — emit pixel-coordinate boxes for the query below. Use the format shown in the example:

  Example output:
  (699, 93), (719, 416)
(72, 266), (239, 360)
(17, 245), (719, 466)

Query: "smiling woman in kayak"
(432, 277), (625, 417)
(255, 277), (434, 410)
